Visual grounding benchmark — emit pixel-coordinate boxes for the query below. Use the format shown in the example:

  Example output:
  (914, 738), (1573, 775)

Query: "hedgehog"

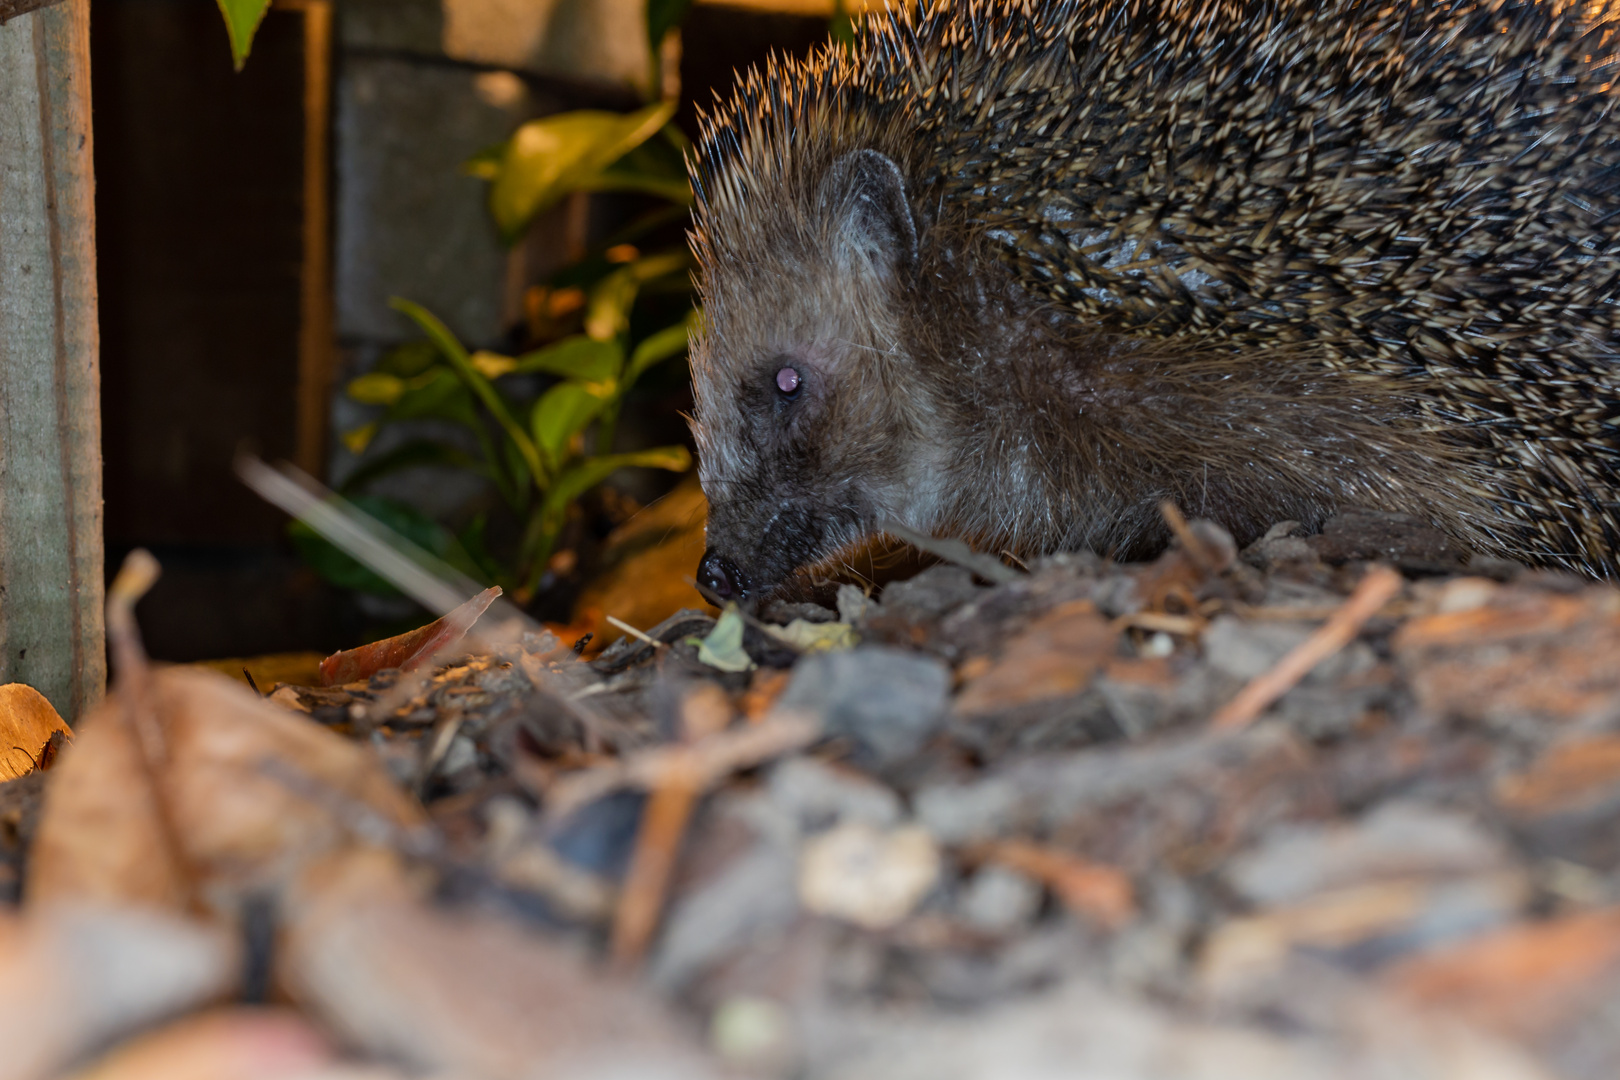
(685, 0), (1620, 603)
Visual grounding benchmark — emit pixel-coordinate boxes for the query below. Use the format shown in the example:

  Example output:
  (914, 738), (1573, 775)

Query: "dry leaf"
(0, 684), (72, 781)
(0, 904), (236, 1080)
(1383, 908), (1620, 1041)
(954, 600), (1117, 717)
(282, 890), (717, 1080)
(320, 586), (501, 686)
(29, 667), (424, 915)
(64, 1008), (338, 1080)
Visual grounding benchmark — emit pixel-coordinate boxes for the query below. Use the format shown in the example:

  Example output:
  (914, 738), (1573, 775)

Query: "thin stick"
(1210, 565), (1403, 732)
(611, 777), (698, 969)
(606, 615), (660, 648)
(1158, 500), (1220, 573)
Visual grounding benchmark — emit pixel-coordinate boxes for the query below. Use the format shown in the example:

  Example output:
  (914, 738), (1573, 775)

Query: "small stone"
(958, 865), (1043, 935)
(774, 647), (950, 766)
(799, 822), (941, 930)
(837, 583), (874, 624)
(769, 758), (902, 831)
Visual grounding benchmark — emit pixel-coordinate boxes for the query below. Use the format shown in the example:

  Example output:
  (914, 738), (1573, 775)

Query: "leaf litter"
(6, 491), (1620, 1078)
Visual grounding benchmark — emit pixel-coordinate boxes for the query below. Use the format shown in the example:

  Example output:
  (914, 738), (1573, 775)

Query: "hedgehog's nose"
(698, 549), (749, 602)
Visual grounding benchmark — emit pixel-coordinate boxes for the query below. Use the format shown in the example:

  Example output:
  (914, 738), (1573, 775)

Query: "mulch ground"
(3, 508), (1619, 1080)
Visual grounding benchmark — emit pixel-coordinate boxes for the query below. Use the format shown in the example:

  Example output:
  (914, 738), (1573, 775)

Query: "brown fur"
(689, 0), (1620, 599)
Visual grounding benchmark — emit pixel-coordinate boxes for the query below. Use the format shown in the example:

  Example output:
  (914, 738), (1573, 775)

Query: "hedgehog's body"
(688, 0), (1620, 601)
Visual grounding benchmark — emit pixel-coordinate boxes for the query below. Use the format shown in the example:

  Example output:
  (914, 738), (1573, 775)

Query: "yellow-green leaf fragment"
(347, 373), (406, 406)
(341, 422), (379, 455)
(215, 0), (272, 71)
(470, 350), (518, 379)
(698, 606), (754, 672)
(765, 620), (858, 654)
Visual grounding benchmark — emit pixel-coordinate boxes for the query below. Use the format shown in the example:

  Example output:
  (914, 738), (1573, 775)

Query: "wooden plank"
(279, 0), (335, 479)
(0, 1), (67, 26)
(0, 0), (105, 722)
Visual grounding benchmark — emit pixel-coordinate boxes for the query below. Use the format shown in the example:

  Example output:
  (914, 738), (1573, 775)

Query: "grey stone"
(335, 57), (542, 347)
(1225, 801), (1510, 906)
(775, 647), (951, 766)
(878, 566), (983, 623)
(338, 0), (444, 54)
(836, 583), (874, 625)
(958, 865), (1043, 935)
(649, 839), (801, 993)
(1202, 616), (1375, 685)
(768, 758), (902, 832)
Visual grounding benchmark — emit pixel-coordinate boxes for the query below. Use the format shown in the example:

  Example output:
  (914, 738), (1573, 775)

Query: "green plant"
(338, 284), (694, 602)
(215, 0), (270, 70)
(324, 6), (707, 607)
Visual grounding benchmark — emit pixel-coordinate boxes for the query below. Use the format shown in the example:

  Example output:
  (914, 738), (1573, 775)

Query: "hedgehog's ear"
(822, 149), (918, 279)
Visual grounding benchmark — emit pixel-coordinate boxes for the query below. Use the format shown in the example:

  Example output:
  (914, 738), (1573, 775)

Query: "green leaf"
(348, 372), (406, 406)
(390, 298), (545, 485)
(486, 100), (677, 243)
(457, 513), (510, 587)
(626, 310), (699, 389)
(377, 340), (441, 378)
(583, 136), (693, 205)
(289, 496), (455, 597)
(541, 445), (690, 525)
(698, 606), (754, 672)
(584, 252), (689, 341)
(337, 439), (484, 496)
(387, 369), (479, 428)
(531, 380), (617, 470)
(513, 336), (624, 381)
(584, 267), (640, 342)
(215, 0), (271, 71)
(462, 142), (505, 180)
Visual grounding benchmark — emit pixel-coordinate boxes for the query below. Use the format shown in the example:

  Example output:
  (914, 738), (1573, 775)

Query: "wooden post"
(0, 0), (105, 722)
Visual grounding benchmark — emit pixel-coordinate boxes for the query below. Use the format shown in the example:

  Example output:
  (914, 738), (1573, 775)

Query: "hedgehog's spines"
(691, 0), (1620, 577)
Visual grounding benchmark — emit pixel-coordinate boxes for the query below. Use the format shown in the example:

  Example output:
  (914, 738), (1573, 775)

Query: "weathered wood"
(0, 1), (67, 27)
(0, 0), (105, 722)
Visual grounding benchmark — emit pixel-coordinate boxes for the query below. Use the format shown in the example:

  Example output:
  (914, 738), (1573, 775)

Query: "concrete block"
(335, 56), (547, 346)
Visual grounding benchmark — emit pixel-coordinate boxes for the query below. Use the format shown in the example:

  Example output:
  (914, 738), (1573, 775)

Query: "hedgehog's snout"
(698, 549), (751, 603)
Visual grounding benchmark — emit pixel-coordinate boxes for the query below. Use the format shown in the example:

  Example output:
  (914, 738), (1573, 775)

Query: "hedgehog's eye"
(775, 366), (802, 399)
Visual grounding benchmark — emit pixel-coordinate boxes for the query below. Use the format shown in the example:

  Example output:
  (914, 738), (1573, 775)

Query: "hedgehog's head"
(688, 148), (946, 603)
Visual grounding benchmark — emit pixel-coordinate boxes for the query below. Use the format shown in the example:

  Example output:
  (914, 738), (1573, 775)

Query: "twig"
(606, 615), (661, 648)
(1158, 500), (1220, 574)
(105, 550), (201, 914)
(611, 778), (699, 968)
(1210, 565), (1403, 731)
(881, 522), (1023, 584)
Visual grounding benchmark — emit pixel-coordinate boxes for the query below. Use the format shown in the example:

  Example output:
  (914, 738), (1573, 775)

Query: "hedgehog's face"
(690, 150), (934, 603)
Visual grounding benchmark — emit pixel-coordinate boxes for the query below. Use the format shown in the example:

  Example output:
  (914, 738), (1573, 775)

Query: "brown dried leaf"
(282, 890), (718, 1080)
(0, 684), (72, 782)
(1496, 736), (1620, 816)
(29, 668), (423, 914)
(63, 1009), (343, 1080)
(319, 585), (501, 686)
(954, 600), (1117, 717)
(979, 839), (1135, 929)
(1384, 908), (1620, 1041)
(0, 905), (236, 1080)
